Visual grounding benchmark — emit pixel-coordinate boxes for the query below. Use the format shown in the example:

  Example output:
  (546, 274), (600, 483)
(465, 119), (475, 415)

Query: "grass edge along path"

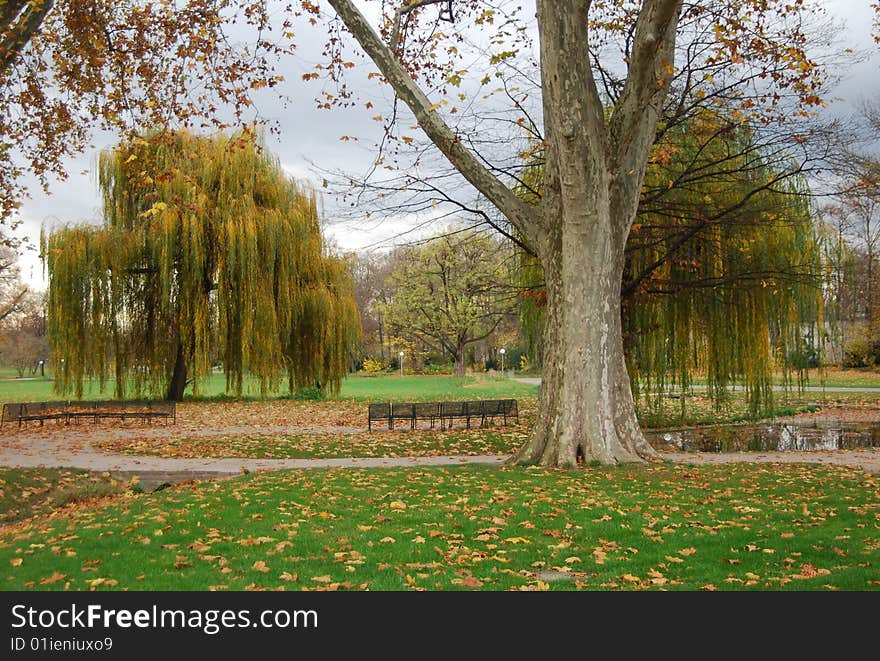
(1, 462), (878, 591)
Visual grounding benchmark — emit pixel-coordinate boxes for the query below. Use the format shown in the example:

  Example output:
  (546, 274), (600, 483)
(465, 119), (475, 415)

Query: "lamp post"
(399, 351), (404, 377)
(499, 348), (506, 376)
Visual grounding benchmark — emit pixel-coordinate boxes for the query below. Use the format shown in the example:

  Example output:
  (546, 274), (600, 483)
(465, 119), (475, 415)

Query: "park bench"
(368, 399), (517, 431)
(1, 401), (68, 427)
(1, 399), (176, 428)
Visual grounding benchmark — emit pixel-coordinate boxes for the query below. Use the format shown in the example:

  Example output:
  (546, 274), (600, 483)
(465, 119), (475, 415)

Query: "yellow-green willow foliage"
(628, 114), (823, 414)
(42, 131), (360, 400)
(515, 111), (824, 414)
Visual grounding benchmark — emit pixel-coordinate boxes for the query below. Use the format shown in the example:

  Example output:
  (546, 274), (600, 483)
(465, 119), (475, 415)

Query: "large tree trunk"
(511, 0), (673, 467)
(513, 205), (659, 467)
(325, 0), (681, 468)
(166, 346), (187, 402)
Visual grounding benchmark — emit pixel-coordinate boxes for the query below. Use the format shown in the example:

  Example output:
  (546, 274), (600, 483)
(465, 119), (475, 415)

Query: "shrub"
(361, 357), (386, 374)
(291, 386), (323, 401)
(843, 325), (880, 368)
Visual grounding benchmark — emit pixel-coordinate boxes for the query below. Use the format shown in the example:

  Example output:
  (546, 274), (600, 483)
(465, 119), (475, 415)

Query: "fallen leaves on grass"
(0, 462), (877, 592)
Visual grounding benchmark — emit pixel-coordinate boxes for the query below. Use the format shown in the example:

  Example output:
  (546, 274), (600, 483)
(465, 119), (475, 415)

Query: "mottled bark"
(0, 0), (55, 76)
(513, 215), (658, 465)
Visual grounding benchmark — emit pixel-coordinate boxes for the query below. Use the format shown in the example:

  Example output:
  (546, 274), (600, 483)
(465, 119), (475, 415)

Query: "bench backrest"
(465, 401), (485, 416)
(368, 403), (391, 419)
(366, 398), (518, 428)
(390, 403), (416, 419)
(414, 403), (440, 418)
(439, 401), (465, 417)
(1, 403), (24, 422)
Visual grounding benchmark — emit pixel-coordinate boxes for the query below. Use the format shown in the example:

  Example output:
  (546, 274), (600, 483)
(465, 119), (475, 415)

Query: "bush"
(843, 325), (880, 368)
(361, 357), (386, 374)
(291, 386), (323, 401)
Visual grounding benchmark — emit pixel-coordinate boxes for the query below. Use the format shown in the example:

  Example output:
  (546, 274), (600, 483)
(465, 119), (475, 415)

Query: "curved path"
(0, 425), (506, 478)
(513, 376), (880, 393)
(1, 425), (879, 480)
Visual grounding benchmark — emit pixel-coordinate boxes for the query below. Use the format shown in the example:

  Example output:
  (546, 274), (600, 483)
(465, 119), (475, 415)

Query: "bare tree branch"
(326, 0), (542, 249)
(0, 0), (55, 77)
(389, 0), (449, 52)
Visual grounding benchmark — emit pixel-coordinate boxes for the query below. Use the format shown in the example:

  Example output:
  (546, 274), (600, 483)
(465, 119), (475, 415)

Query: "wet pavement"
(1, 417), (879, 480)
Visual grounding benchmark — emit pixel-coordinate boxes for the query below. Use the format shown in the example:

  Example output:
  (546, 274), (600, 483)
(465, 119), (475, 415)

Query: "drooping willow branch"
(43, 130), (361, 400)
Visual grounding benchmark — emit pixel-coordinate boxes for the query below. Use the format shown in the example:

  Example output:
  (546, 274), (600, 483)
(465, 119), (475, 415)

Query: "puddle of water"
(646, 420), (880, 453)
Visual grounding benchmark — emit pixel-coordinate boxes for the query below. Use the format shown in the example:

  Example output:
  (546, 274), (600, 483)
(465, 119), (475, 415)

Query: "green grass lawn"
(0, 372), (537, 403)
(4, 366), (880, 406)
(1, 463), (877, 591)
(333, 374), (536, 401)
(683, 367), (880, 389)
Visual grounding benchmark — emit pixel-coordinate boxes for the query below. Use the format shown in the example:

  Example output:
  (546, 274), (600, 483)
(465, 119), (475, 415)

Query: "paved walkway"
(1, 425), (878, 481)
(0, 426), (507, 478)
(512, 377), (880, 393)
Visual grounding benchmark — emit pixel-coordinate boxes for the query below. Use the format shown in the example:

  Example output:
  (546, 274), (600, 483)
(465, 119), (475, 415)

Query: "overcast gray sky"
(11, 0), (880, 288)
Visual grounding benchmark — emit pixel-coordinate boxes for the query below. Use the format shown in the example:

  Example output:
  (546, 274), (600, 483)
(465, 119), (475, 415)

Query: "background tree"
(379, 229), (517, 376)
(0, 291), (47, 377)
(820, 94), (880, 365)
(0, 245), (28, 324)
(43, 130), (360, 401)
(351, 250), (397, 365)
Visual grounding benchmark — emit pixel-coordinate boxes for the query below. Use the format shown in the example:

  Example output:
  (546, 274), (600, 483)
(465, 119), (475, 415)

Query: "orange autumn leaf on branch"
(0, 0), (295, 228)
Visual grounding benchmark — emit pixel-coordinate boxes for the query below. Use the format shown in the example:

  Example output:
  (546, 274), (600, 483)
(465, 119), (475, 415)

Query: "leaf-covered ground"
(92, 427), (531, 459)
(0, 468), (131, 525)
(1, 463), (877, 591)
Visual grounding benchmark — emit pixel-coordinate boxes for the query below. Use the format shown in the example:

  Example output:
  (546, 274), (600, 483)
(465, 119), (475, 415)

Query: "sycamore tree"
(43, 131), (360, 401)
(313, 0), (834, 466)
(380, 230), (516, 376)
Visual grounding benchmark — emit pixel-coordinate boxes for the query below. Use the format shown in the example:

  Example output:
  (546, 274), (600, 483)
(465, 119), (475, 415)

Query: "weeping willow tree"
(516, 110), (824, 414)
(42, 130), (360, 401)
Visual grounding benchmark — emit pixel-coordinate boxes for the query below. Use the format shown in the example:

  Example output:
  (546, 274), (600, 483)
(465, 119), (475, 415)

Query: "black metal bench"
(367, 403), (391, 431)
(1, 400), (176, 428)
(389, 402), (416, 431)
(368, 399), (517, 431)
(1, 401), (68, 427)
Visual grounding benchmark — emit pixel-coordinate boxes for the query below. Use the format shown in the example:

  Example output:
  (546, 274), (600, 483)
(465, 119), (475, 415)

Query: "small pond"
(646, 420), (880, 453)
